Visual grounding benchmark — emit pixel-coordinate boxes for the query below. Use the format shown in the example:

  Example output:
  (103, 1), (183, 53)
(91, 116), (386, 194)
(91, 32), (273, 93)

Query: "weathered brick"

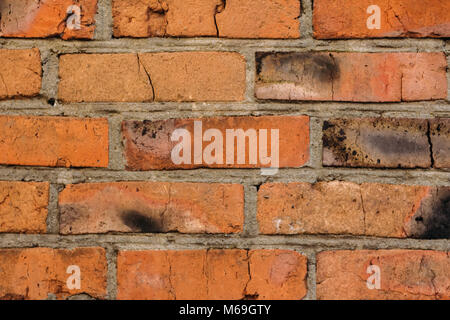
(255, 52), (447, 102)
(317, 250), (450, 300)
(430, 118), (450, 169)
(113, 0), (300, 39)
(0, 49), (41, 100)
(314, 0), (450, 39)
(122, 116), (310, 170)
(258, 182), (450, 239)
(58, 52), (246, 102)
(0, 0), (97, 39)
(322, 118), (431, 168)
(0, 181), (49, 234)
(59, 182), (244, 234)
(0, 247), (107, 300)
(0, 116), (108, 168)
(117, 249), (307, 300)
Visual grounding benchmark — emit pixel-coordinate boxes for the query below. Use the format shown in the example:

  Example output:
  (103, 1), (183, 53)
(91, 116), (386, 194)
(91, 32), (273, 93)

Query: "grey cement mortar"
(0, 0), (449, 300)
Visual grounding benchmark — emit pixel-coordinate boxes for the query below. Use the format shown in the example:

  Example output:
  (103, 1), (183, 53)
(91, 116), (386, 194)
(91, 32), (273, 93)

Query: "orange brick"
(314, 0), (450, 39)
(0, 247), (107, 300)
(256, 52), (447, 102)
(0, 0), (97, 39)
(0, 181), (49, 233)
(113, 0), (300, 39)
(59, 182), (244, 234)
(122, 116), (310, 170)
(0, 116), (108, 168)
(317, 250), (450, 300)
(257, 182), (450, 239)
(0, 49), (41, 100)
(58, 52), (246, 102)
(117, 249), (307, 300)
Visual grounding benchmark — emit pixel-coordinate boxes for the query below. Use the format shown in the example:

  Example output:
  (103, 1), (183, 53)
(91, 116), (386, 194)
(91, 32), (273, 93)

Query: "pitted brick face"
(113, 0), (300, 39)
(0, 181), (49, 234)
(117, 249), (307, 300)
(317, 250), (450, 300)
(430, 119), (450, 169)
(256, 52), (447, 102)
(0, 0), (97, 39)
(59, 182), (244, 234)
(314, 0), (450, 39)
(322, 118), (432, 168)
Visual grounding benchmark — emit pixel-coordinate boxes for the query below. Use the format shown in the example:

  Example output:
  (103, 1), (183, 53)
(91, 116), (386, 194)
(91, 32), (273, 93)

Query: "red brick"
(258, 182), (450, 239)
(0, 0), (97, 39)
(0, 247), (107, 300)
(322, 118), (431, 168)
(317, 250), (450, 300)
(0, 116), (108, 168)
(122, 116), (310, 170)
(0, 49), (41, 100)
(58, 52), (246, 102)
(113, 0), (300, 39)
(117, 249), (307, 300)
(0, 181), (49, 234)
(59, 182), (244, 234)
(314, 0), (450, 39)
(256, 52), (447, 102)
(430, 118), (450, 169)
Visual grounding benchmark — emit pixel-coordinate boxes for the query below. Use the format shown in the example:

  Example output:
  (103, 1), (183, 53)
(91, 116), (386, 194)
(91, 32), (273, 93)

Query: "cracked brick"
(258, 182), (450, 239)
(0, 0), (97, 39)
(314, 0), (450, 39)
(0, 248), (107, 300)
(317, 250), (450, 300)
(59, 181), (244, 234)
(112, 0), (300, 39)
(256, 52), (447, 102)
(58, 52), (246, 102)
(430, 118), (450, 169)
(117, 249), (307, 300)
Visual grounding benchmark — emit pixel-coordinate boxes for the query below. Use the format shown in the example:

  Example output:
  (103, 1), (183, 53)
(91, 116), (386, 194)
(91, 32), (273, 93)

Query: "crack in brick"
(214, 0), (226, 37)
(426, 120), (435, 168)
(136, 54), (155, 101)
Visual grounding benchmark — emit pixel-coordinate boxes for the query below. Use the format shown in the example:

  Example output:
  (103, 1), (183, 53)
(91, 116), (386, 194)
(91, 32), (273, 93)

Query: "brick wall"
(0, 0), (449, 300)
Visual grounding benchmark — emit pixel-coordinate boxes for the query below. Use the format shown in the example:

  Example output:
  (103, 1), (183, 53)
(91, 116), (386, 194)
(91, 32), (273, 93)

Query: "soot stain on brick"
(256, 52), (340, 84)
(121, 210), (164, 233)
(322, 120), (357, 164)
(410, 188), (450, 239)
(363, 133), (428, 156)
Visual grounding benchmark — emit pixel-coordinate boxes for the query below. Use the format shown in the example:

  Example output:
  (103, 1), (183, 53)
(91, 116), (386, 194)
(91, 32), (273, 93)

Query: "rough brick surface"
(0, 49), (41, 100)
(314, 0), (450, 39)
(317, 250), (450, 300)
(0, 0), (97, 39)
(122, 116), (310, 170)
(59, 182), (244, 234)
(117, 249), (307, 300)
(0, 181), (49, 233)
(0, 248), (107, 300)
(430, 118), (450, 169)
(58, 52), (246, 102)
(255, 52), (447, 102)
(258, 182), (450, 239)
(0, 116), (108, 168)
(322, 118), (432, 168)
(113, 0), (300, 39)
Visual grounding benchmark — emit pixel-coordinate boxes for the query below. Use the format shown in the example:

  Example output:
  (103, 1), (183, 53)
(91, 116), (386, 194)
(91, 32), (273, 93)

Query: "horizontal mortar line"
(0, 105), (449, 118)
(0, 234), (448, 251)
(0, 38), (447, 52)
(0, 168), (448, 186)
